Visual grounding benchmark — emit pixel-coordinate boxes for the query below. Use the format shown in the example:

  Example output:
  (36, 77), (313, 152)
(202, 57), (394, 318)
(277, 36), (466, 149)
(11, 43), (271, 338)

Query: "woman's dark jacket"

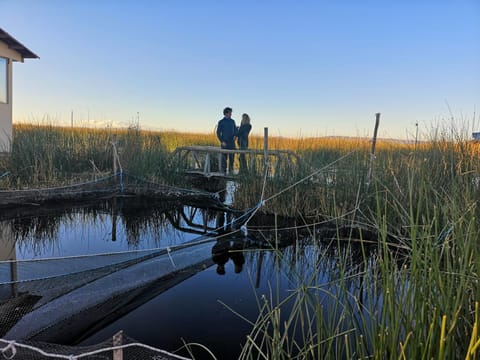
(237, 124), (252, 149)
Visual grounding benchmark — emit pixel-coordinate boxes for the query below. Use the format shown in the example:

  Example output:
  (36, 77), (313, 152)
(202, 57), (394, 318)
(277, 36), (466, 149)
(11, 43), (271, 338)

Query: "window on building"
(0, 57), (7, 104)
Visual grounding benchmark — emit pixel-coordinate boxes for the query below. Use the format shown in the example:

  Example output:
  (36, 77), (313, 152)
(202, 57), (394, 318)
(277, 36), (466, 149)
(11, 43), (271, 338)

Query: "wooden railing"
(172, 145), (299, 178)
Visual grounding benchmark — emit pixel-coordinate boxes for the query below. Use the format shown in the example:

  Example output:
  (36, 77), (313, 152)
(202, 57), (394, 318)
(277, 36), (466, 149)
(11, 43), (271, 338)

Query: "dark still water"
(0, 198), (373, 360)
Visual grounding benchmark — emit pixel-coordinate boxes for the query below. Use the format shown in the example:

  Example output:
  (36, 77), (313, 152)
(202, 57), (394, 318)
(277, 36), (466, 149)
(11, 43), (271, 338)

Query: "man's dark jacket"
(216, 117), (237, 147)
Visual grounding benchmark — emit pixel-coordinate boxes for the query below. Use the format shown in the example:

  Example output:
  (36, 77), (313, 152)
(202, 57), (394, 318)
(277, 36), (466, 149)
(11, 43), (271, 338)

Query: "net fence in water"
(0, 238), (216, 343)
(0, 170), (221, 209)
(0, 331), (192, 359)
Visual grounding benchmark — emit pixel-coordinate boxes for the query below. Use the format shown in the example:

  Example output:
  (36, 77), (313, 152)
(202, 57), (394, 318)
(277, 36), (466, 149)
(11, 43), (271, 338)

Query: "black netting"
(0, 239), (214, 343)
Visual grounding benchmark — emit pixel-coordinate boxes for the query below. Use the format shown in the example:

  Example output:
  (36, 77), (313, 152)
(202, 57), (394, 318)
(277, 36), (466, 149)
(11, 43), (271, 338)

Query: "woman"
(237, 113), (252, 172)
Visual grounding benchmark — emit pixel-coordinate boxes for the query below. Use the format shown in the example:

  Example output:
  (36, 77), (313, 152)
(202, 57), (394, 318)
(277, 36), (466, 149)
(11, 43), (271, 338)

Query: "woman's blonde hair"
(241, 113), (251, 125)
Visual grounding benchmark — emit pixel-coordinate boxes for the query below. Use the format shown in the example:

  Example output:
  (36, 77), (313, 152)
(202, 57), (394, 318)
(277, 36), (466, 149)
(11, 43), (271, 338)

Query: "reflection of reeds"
(7, 199), (219, 256)
(12, 215), (63, 257)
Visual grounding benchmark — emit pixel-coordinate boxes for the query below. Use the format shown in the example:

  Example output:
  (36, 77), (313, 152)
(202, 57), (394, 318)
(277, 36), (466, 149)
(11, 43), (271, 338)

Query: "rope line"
(0, 169), (213, 198)
(124, 171), (214, 196)
(166, 246), (176, 268)
(244, 208), (359, 232)
(0, 241), (203, 265)
(0, 237), (219, 286)
(263, 150), (355, 204)
(238, 164), (270, 236)
(119, 170), (124, 193)
(231, 151), (355, 236)
(0, 173), (118, 194)
(0, 339), (192, 360)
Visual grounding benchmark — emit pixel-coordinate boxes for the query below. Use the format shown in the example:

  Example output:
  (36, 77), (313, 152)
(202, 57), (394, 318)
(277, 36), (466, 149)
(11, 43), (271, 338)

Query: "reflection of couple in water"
(212, 239), (245, 275)
(212, 191), (246, 275)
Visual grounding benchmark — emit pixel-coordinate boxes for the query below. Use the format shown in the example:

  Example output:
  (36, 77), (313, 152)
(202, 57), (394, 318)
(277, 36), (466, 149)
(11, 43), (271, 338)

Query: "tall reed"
(235, 125), (480, 359)
(0, 124), (181, 188)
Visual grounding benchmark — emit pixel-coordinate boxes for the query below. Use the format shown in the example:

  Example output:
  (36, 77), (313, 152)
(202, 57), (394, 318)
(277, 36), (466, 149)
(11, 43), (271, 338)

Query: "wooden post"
(113, 330), (123, 360)
(264, 127), (269, 168)
(204, 153), (210, 174)
(366, 113), (380, 185)
(112, 135), (117, 175)
(414, 121), (419, 151)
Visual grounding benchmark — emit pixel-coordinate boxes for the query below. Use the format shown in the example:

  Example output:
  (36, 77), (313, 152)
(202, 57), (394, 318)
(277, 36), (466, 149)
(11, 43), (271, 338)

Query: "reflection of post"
(216, 210), (225, 231)
(202, 211), (208, 233)
(255, 251), (264, 288)
(10, 261), (18, 297)
(216, 189), (227, 231)
(111, 198), (117, 241)
(0, 223), (18, 296)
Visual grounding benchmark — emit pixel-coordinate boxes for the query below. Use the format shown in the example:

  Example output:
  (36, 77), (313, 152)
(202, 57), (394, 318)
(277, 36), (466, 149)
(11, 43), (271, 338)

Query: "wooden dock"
(172, 145), (299, 178)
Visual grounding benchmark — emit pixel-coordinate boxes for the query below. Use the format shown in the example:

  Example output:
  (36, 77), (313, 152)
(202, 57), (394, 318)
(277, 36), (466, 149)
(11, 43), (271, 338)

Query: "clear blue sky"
(1, 0), (479, 139)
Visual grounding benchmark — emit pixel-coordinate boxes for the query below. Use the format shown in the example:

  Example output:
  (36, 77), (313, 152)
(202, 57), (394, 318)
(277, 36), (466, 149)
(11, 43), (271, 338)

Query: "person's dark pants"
(221, 143), (235, 173)
(239, 146), (247, 172)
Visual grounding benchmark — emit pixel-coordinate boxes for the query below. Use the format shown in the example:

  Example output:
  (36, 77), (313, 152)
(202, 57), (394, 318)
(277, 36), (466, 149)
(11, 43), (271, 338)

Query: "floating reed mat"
(0, 172), (219, 208)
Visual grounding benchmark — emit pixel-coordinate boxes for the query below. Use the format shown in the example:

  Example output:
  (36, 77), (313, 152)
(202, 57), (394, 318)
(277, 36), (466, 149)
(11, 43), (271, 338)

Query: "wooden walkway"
(172, 145), (299, 178)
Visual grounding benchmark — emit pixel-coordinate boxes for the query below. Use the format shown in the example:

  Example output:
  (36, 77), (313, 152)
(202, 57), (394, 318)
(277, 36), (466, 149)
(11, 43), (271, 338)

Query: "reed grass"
(0, 124), (184, 188)
(2, 122), (480, 358)
(234, 125), (480, 359)
(237, 172), (479, 358)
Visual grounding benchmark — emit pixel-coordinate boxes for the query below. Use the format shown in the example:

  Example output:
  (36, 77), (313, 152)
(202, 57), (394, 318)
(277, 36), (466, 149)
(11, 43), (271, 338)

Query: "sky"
(0, 0), (479, 139)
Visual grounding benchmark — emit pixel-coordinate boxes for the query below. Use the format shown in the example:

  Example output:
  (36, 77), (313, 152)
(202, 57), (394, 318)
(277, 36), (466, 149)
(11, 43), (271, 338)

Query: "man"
(216, 107), (237, 173)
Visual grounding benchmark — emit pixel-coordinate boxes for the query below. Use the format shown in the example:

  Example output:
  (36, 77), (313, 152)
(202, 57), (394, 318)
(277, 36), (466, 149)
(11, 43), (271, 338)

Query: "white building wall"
(0, 58), (13, 152)
(0, 41), (23, 153)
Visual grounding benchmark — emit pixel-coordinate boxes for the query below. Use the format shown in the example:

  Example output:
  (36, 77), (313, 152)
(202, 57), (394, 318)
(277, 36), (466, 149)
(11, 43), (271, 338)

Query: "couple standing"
(216, 107), (252, 173)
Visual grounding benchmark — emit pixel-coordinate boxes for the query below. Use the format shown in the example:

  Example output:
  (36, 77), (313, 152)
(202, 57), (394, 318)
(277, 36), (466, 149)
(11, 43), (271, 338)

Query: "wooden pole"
(366, 113), (380, 185)
(415, 122), (419, 151)
(112, 135), (117, 175)
(264, 127), (268, 168)
(112, 330), (123, 360)
(204, 153), (210, 174)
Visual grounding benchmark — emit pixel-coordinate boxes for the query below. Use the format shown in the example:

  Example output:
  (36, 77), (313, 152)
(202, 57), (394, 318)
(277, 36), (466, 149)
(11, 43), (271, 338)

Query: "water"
(0, 197), (375, 359)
